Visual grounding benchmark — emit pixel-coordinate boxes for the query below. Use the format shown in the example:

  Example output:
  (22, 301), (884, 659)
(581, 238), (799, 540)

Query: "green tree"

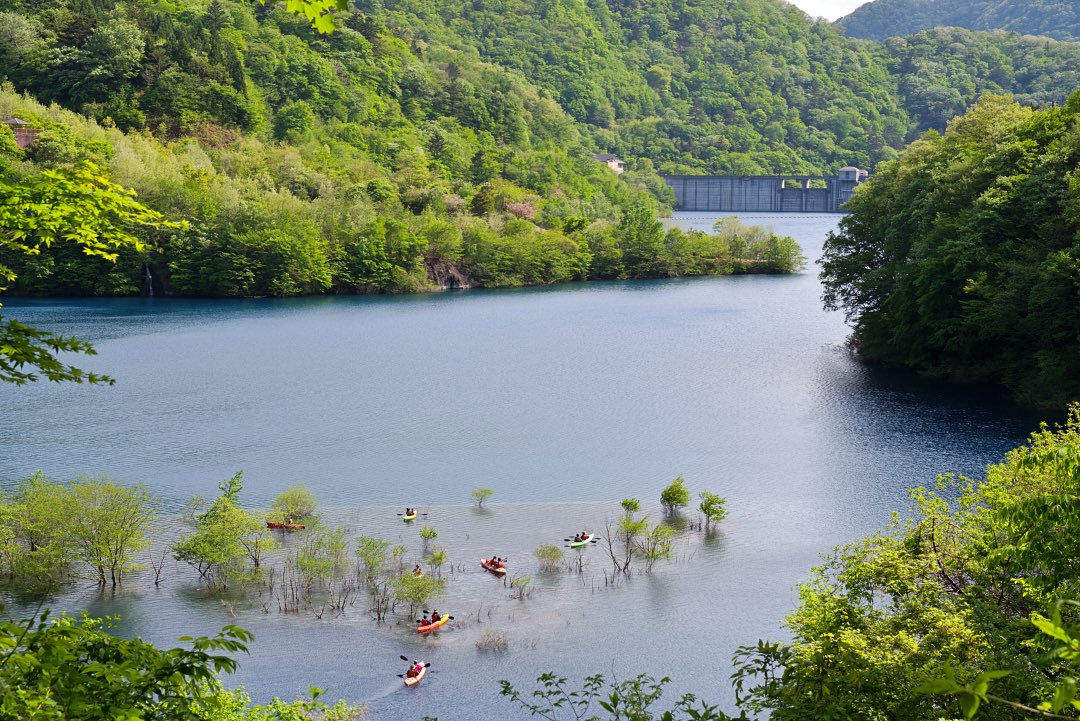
(698, 492), (727, 532)
(273, 100), (315, 140)
(471, 487), (493, 507)
(0, 162), (181, 385)
(67, 479), (155, 587)
(0, 613), (253, 721)
(270, 484), (318, 523)
(173, 472), (261, 589)
(660, 476), (690, 515)
(0, 472), (75, 591)
(393, 572), (444, 619)
(534, 544), (564, 571)
(617, 203), (665, 278)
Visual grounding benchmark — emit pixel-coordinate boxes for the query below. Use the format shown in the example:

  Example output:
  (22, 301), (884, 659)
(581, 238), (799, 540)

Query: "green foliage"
(637, 524), (674, 573)
(0, 473), (156, 592)
(173, 472), (266, 589)
(0, 612), (253, 721)
(839, 0), (1080, 43)
(698, 492), (727, 531)
(0, 610), (365, 721)
(885, 28), (1080, 130)
(821, 94), (1080, 406)
(270, 484), (318, 522)
(659, 476), (690, 515)
(619, 498), (640, 516)
(733, 407), (1080, 719)
(500, 672), (732, 720)
(0, 161), (182, 384)
(392, 572), (443, 616)
(534, 544), (564, 571)
(66, 479), (155, 587)
(274, 101), (315, 140)
(471, 487), (493, 507)
(418, 525), (438, 541)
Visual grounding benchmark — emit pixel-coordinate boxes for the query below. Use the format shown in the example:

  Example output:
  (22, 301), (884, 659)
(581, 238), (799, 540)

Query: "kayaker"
(489, 555), (498, 567)
(419, 615), (430, 627)
(406, 660), (422, 678)
(496, 557), (505, 569)
(573, 533), (581, 542)
(413, 564), (423, 576)
(430, 609), (440, 623)
(580, 530), (588, 539)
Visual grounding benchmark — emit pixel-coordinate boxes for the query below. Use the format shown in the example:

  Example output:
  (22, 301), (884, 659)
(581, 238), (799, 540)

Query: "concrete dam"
(662, 167), (867, 213)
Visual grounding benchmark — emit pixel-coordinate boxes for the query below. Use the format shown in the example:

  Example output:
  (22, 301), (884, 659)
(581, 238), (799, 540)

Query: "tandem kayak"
(403, 512), (417, 522)
(569, 533), (597, 548)
(480, 558), (507, 575)
(266, 521), (306, 530)
(404, 663), (427, 687)
(417, 615), (449, 634)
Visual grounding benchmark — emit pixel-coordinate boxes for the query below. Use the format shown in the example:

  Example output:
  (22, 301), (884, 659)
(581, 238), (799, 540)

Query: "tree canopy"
(821, 93), (1080, 406)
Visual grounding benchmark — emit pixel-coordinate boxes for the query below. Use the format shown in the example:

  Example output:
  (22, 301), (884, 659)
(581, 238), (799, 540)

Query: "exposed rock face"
(425, 260), (473, 290)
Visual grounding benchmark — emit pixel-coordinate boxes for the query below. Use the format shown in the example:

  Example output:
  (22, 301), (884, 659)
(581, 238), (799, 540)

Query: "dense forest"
(838, 0), (1080, 43)
(0, 0), (808, 300)
(886, 28), (1080, 130)
(820, 93), (1080, 406)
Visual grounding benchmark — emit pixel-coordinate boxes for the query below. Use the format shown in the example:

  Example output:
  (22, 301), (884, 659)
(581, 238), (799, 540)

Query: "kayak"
(403, 512), (417, 522)
(266, 521), (306, 530)
(569, 533), (597, 548)
(404, 663), (427, 687)
(480, 558), (507, 575)
(417, 615), (449, 634)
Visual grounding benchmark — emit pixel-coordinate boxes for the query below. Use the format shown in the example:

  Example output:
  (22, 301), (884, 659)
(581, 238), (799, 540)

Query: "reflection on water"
(0, 213), (1050, 719)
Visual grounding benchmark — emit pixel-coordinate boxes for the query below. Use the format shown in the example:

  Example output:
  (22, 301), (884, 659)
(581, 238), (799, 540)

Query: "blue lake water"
(0, 212), (1048, 720)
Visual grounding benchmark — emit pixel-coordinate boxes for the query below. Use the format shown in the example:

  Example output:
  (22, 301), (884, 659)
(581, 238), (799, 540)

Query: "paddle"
(397, 512), (429, 516)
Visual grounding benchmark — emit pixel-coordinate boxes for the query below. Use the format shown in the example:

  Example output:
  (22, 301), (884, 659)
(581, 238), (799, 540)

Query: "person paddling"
(406, 659), (423, 678)
(413, 564), (423, 576)
(430, 609), (440, 624)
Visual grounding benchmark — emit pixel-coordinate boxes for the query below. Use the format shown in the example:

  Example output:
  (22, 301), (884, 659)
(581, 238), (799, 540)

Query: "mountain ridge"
(837, 0), (1080, 43)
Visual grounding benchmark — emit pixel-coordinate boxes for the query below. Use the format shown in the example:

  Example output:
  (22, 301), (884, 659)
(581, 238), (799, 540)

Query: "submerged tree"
(67, 478), (155, 586)
(173, 472), (265, 589)
(660, 476), (690, 515)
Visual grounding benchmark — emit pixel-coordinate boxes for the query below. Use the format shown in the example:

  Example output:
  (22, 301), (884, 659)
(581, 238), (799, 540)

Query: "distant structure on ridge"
(3, 118), (39, 148)
(593, 153), (625, 174)
(662, 166), (868, 213)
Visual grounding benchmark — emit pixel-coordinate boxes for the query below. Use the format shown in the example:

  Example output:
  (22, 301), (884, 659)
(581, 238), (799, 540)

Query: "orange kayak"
(417, 615), (449, 634)
(404, 663), (427, 687)
(480, 558), (507, 575)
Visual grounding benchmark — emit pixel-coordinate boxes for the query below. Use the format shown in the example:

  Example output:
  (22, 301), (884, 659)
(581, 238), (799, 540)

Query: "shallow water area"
(0, 212), (1048, 719)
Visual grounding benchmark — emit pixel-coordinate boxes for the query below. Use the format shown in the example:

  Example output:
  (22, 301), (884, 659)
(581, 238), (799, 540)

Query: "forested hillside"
(820, 94), (1080, 406)
(886, 28), (1080, 130)
(368, 0), (911, 174)
(838, 0), (1080, 43)
(1, 0), (1079, 299)
(0, 0), (809, 299)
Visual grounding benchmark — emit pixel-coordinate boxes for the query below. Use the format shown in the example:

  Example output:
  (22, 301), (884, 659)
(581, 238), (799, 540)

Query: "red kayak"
(266, 521), (306, 530)
(480, 558), (507, 575)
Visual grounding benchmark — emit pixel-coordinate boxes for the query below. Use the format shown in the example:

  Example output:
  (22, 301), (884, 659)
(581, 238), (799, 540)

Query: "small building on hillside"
(3, 118), (39, 149)
(593, 153), (625, 174)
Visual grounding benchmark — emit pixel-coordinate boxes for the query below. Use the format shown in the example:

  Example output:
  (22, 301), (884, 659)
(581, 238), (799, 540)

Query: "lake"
(0, 212), (1048, 720)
